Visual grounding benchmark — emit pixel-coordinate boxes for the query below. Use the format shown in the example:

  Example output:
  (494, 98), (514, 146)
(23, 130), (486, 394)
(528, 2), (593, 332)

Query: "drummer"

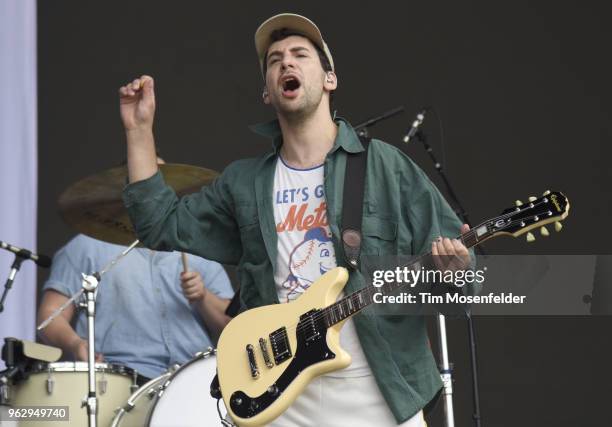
(37, 163), (234, 382)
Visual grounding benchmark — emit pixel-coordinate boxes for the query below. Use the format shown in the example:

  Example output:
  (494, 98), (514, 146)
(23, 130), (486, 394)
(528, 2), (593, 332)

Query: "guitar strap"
(341, 134), (371, 270)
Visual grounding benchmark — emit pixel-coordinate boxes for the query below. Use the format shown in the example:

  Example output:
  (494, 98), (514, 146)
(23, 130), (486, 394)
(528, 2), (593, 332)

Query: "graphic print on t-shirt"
(273, 158), (337, 303)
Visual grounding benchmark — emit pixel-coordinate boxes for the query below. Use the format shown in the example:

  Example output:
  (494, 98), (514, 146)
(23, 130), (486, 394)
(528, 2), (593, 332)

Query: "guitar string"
(267, 197), (564, 342)
(273, 214), (557, 349)
(268, 202), (559, 346)
(269, 207), (557, 345)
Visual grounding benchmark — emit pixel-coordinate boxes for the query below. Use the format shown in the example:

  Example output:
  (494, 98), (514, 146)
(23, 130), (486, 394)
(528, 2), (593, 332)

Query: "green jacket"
(123, 118), (466, 423)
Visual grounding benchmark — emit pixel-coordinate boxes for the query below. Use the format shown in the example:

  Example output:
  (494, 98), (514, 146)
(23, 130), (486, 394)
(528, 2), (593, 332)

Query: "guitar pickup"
(270, 327), (292, 365)
(300, 310), (322, 345)
(246, 344), (259, 379)
(259, 338), (274, 368)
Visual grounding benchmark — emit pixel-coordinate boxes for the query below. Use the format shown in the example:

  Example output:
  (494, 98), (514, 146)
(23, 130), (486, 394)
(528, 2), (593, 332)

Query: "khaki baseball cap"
(255, 13), (334, 76)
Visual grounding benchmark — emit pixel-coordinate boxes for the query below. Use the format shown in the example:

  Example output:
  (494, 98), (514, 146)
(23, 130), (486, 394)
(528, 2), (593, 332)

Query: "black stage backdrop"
(38, 1), (611, 426)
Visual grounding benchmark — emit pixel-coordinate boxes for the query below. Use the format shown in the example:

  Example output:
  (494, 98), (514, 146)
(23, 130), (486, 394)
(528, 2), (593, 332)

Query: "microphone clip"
(403, 107), (429, 144)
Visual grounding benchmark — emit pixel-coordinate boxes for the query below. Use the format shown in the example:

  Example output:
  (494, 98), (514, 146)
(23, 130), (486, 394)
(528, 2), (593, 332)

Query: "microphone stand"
(414, 130), (473, 227)
(0, 254), (27, 313)
(38, 239), (139, 427)
(354, 106), (405, 138)
(355, 107), (462, 427)
(414, 129), (482, 427)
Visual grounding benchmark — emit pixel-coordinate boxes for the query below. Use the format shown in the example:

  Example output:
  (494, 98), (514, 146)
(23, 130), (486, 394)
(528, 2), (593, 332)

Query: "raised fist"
(119, 75), (156, 131)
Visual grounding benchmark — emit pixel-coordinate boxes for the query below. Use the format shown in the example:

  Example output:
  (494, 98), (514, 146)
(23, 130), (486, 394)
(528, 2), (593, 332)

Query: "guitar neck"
(321, 222), (489, 327)
(320, 191), (569, 327)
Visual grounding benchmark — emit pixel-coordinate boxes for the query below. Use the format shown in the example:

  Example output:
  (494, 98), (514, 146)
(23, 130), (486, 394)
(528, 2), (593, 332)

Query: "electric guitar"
(217, 191), (570, 426)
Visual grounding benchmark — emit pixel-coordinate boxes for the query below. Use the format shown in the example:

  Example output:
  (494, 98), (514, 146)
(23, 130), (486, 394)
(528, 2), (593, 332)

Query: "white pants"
(267, 374), (426, 427)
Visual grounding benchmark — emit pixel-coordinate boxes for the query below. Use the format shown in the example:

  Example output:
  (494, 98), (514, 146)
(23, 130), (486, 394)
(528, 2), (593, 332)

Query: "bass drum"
(110, 372), (171, 427)
(148, 349), (225, 427)
(111, 349), (225, 427)
(9, 361), (136, 427)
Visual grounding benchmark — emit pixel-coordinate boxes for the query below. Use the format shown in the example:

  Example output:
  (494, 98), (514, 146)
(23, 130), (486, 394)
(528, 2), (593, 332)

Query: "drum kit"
(0, 164), (230, 426)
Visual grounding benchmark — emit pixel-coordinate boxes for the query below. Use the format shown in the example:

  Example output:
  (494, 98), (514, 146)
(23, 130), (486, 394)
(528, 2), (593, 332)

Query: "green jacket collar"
(249, 117), (365, 156)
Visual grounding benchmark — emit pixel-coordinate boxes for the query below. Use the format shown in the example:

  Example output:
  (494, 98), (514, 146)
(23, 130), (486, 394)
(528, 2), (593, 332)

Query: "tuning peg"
(555, 222), (563, 232)
(528, 196), (537, 202)
(515, 200), (523, 207)
(526, 232), (536, 242)
(543, 190), (551, 196)
(540, 226), (549, 237)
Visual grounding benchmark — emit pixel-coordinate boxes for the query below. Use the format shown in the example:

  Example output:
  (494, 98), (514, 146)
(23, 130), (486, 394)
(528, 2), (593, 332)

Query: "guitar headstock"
(487, 191), (570, 242)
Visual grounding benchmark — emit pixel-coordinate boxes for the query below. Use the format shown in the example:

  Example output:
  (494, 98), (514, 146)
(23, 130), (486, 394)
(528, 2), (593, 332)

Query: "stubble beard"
(275, 85), (324, 125)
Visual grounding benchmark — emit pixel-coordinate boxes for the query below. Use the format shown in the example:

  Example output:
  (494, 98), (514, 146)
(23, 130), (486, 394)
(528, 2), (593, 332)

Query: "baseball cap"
(255, 13), (334, 76)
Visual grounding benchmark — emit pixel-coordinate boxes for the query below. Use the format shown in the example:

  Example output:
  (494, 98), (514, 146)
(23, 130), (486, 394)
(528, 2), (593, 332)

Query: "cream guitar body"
(217, 267), (352, 427)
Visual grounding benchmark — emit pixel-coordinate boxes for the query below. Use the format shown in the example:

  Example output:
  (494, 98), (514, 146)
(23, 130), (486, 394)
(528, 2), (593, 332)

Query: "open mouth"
(281, 76), (301, 97)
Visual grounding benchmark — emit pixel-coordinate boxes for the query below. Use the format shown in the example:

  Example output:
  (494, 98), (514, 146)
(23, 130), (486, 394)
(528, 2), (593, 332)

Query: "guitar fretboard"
(321, 228), (482, 327)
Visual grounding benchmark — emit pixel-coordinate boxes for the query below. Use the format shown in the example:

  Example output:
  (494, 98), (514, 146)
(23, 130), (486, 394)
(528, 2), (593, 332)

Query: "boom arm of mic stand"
(354, 106), (406, 136)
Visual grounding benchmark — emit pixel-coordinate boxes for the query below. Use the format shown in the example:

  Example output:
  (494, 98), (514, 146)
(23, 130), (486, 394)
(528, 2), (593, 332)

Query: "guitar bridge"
(259, 338), (274, 368)
(246, 344), (259, 379)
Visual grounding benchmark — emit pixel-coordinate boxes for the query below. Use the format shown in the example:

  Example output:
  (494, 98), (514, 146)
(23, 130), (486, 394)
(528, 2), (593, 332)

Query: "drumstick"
(181, 252), (189, 273)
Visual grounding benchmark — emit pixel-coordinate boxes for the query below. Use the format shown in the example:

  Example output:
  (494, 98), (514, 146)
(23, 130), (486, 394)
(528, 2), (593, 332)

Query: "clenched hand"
(180, 271), (208, 303)
(119, 75), (156, 132)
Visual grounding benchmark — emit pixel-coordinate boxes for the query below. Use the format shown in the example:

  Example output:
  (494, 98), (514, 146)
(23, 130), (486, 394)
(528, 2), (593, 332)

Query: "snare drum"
(112, 349), (225, 427)
(9, 362), (136, 427)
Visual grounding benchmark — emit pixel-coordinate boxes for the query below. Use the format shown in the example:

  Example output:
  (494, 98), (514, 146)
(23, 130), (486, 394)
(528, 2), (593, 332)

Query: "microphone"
(0, 241), (52, 268)
(403, 108), (428, 143)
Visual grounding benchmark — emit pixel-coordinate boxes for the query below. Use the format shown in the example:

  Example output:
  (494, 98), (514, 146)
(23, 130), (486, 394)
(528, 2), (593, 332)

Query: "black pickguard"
(229, 310), (335, 419)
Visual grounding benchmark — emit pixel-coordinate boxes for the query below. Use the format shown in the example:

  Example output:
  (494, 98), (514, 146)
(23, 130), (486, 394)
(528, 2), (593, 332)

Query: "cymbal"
(58, 164), (219, 246)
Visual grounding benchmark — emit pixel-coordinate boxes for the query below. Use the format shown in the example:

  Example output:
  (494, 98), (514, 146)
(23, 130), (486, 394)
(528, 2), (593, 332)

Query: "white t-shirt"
(273, 157), (372, 377)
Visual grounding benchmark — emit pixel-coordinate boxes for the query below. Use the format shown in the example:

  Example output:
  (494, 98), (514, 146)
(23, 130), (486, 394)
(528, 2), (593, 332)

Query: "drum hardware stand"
(38, 239), (140, 427)
(408, 113), (482, 427)
(0, 338), (16, 406)
(130, 370), (139, 393)
(0, 338), (26, 406)
(0, 376), (9, 405)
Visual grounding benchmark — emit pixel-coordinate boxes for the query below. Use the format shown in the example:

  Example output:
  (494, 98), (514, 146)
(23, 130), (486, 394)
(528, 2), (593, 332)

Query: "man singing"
(120, 13), (471, 426)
